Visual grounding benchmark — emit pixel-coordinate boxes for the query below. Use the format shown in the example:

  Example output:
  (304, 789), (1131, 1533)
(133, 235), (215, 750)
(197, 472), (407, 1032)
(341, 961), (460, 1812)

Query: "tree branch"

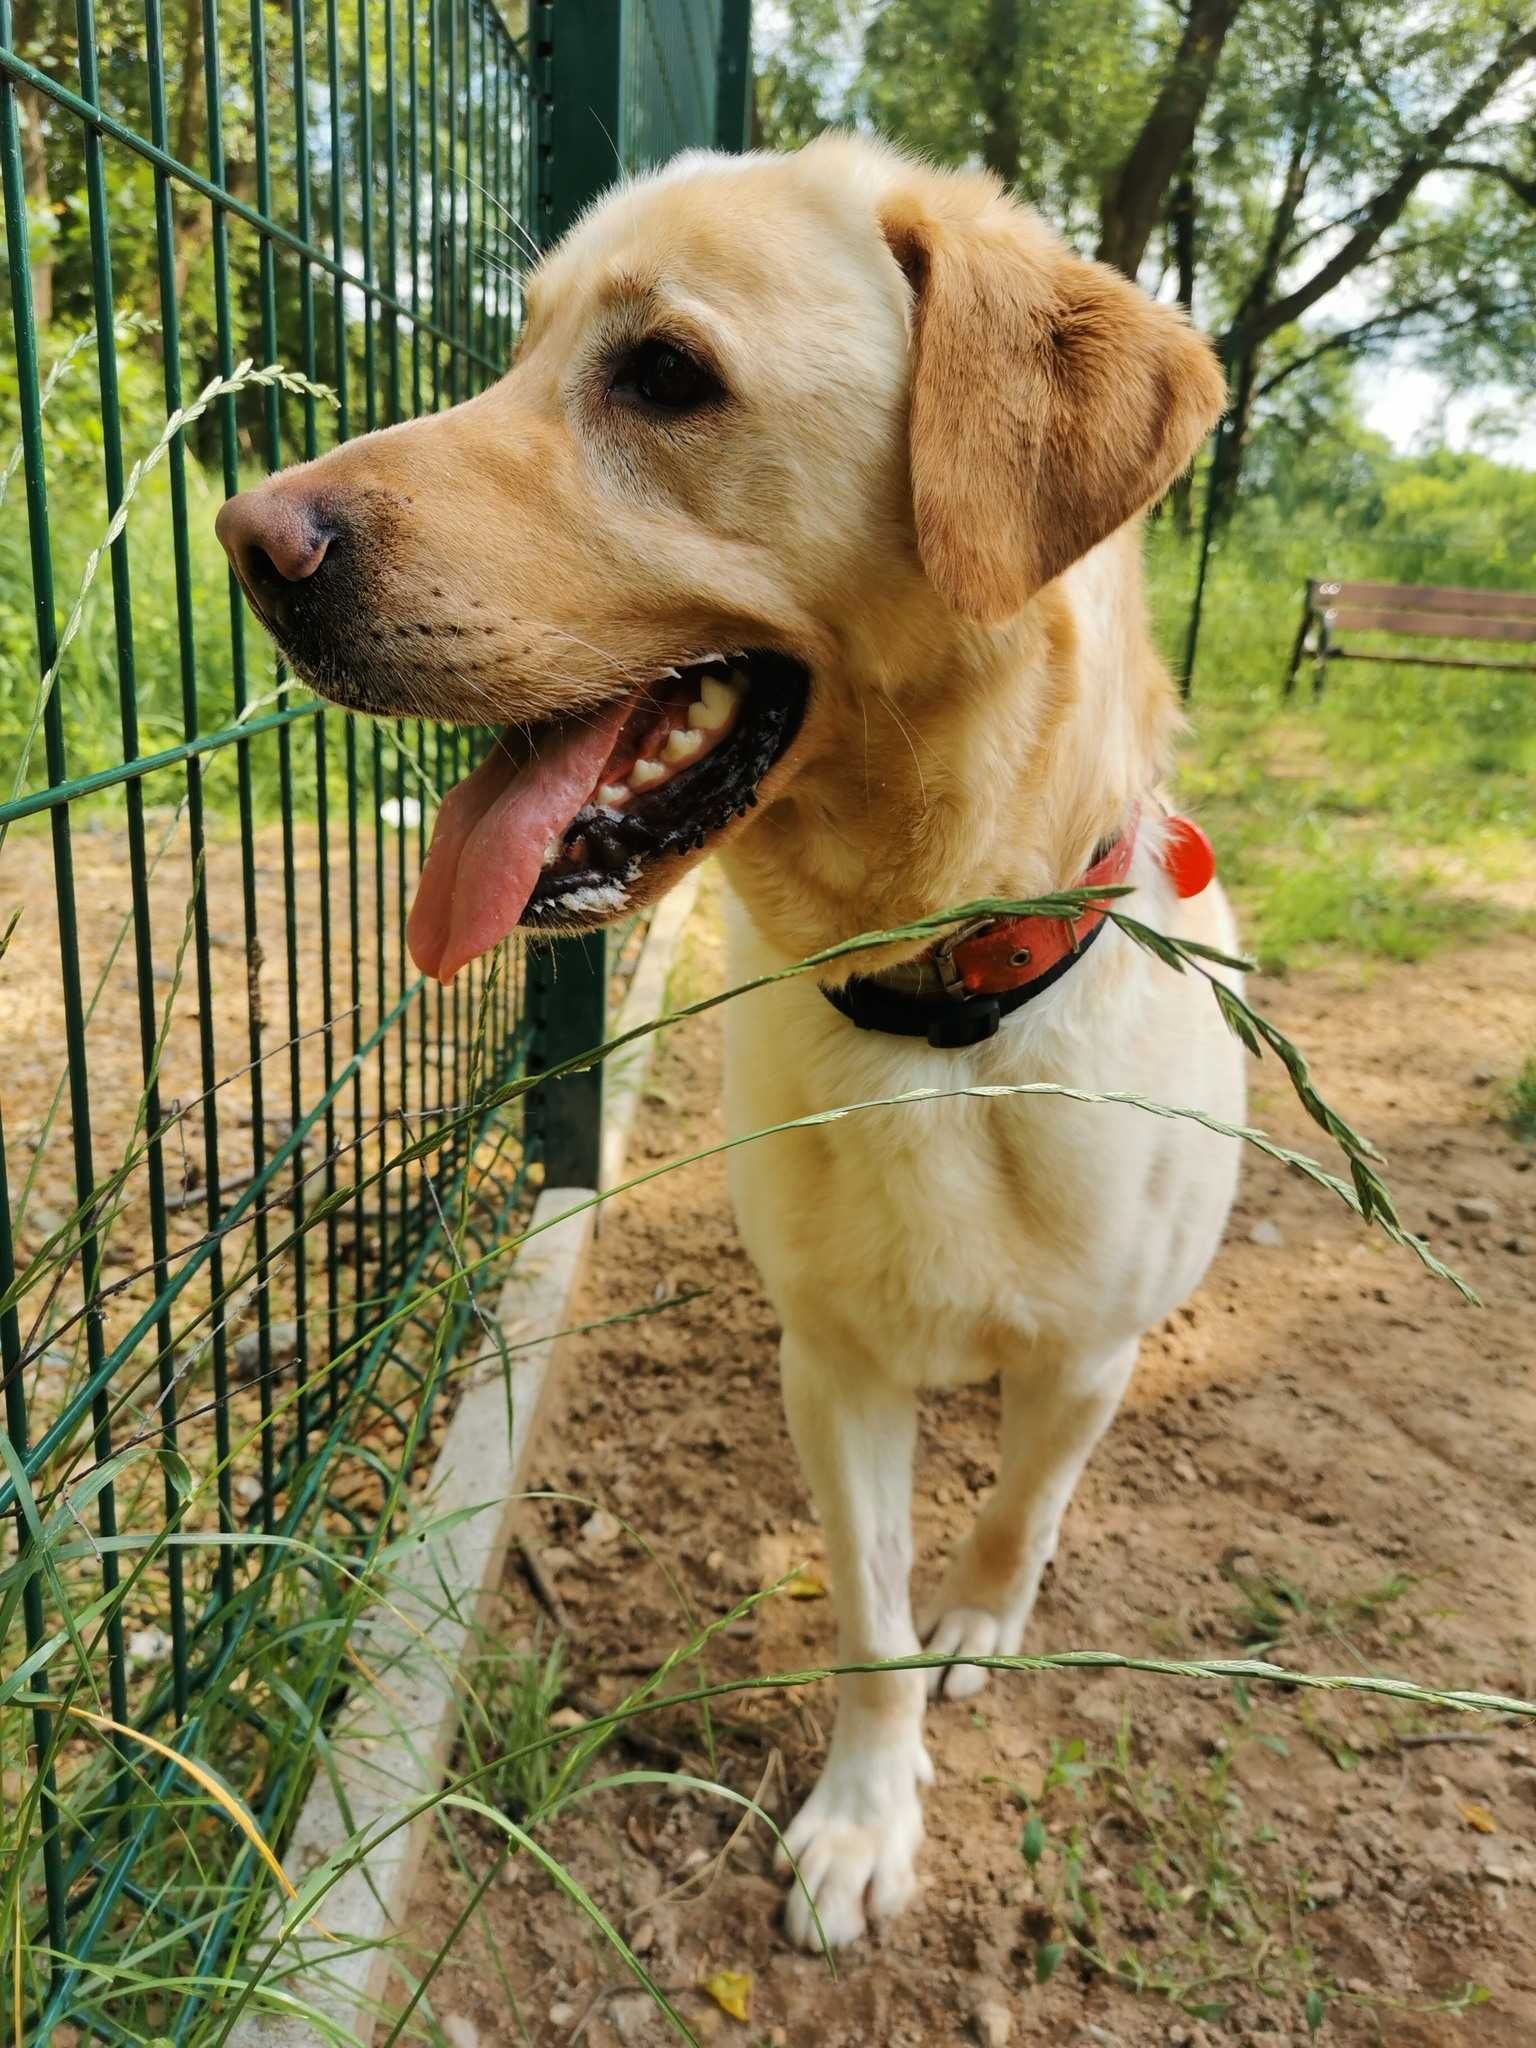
(1253, 297), (1463, 398)
(1230, 0), (1329, 334)
(1243, 21), (1536, 346)
(1439, 154), (1536, 209)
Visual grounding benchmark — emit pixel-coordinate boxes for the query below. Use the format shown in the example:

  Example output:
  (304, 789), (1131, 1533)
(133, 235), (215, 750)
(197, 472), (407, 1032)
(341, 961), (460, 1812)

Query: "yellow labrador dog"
(218, 134), (1243, 1949)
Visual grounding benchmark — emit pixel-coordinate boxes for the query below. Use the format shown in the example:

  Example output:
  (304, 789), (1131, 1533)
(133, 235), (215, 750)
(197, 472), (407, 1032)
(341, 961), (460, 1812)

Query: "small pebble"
(1454, 1196), (1496, 1223)
(232, 1320), (300, 1376)
(972, 2000), (1013, 2047)
(441, 2019), (478, 2048)
(579, 1508), (622, 1547)
(1248, 1217), (1285, 1248)
(612, 1991), (656, 2044)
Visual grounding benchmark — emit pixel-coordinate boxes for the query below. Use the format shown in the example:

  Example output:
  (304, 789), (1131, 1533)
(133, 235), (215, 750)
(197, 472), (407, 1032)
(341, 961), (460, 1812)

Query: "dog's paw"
(775, 1735), (932, 1949)
(921, 1603), (1022, 1701)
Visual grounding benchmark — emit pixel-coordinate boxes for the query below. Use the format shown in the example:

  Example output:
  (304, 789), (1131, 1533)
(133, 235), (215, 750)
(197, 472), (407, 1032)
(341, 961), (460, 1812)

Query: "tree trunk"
(171, 0), (210, 299)
(17, 82), (52, 329)
(1208, 342), (1260, 528)
(11, 0), (53, 329)
(1097, 0), (1247, 279)
(977, 0), (1023, 188)
(1168, 159), (1198, 533)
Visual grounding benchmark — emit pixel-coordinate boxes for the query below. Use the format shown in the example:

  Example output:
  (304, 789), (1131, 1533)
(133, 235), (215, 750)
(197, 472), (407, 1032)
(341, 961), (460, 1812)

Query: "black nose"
(215, 489), (334, 628)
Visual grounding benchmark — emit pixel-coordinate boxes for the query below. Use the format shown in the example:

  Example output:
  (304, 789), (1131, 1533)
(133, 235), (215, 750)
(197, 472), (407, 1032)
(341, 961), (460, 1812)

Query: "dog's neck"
(721, 530), (1178, 970)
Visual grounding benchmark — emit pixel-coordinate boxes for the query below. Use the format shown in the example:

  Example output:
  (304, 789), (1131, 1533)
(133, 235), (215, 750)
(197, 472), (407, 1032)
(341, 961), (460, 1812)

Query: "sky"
(1363, 368), (1536, 470)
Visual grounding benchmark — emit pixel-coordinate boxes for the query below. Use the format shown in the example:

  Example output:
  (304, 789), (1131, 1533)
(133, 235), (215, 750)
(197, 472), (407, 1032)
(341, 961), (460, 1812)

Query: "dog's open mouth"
(406, 650), (807, 981)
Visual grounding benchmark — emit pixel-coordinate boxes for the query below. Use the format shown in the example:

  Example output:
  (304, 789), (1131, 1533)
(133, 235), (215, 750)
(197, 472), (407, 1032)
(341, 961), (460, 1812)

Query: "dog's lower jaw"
(775, 1709), (934, 1949)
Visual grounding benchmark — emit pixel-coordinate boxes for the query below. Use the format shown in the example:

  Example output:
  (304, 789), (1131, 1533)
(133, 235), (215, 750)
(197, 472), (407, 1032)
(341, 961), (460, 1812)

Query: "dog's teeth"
(598, 782), (629, 806)
(542, 835), (561, 867)
(630, 757), (666, 789)
(687, 674), (743, 732)
(662, 726), (703, 764)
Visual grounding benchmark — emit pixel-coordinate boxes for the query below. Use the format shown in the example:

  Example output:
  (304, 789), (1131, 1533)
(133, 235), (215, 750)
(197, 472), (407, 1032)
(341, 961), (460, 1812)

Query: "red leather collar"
(820, 808), (1216, 1049)
(936, 826), (1139, 1000)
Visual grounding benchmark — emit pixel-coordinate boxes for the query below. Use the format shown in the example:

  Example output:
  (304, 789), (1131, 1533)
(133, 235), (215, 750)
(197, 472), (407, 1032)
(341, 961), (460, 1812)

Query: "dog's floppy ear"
(880, 181), (1226, 623)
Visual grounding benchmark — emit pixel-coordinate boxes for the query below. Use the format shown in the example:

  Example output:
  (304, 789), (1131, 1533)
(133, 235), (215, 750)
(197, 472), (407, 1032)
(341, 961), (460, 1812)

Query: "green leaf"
(157, 1446), (194, 1501)
(1305, 1986), (1327, 2035)
(1035, 1941), (1065, 1984)
(1021, 1814), (1047, 1868)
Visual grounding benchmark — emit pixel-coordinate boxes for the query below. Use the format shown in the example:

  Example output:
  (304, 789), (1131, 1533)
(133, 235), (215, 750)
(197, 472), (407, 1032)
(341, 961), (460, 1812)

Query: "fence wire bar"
(2, 0), (741, 2033)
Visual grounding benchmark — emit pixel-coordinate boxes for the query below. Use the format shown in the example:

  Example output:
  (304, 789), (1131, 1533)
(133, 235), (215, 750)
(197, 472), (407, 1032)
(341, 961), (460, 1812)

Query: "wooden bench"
(1283, 578), (1536, 696)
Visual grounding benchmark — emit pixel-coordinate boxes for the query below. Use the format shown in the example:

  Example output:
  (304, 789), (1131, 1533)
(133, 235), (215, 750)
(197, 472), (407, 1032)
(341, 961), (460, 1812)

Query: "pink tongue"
(407, 702), (632, 983)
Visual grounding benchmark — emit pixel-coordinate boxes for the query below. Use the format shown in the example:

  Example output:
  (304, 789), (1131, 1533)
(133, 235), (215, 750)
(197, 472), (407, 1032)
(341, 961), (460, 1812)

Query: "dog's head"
(216, 136), (1224, 981)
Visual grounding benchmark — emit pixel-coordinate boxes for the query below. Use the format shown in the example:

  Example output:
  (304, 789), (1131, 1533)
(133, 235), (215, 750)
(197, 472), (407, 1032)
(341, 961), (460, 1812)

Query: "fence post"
(524, 0), (626, 1189)
(525, 0), (754, 1188)
(717, 0), (754, 151)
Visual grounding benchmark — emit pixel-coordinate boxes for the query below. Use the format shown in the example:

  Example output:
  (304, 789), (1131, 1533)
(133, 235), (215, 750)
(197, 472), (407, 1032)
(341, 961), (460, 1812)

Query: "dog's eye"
(611, 338), (722, 414)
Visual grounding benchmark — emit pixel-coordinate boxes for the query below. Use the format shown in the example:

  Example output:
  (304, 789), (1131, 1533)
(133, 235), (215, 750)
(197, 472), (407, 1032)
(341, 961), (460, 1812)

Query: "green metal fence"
(0, 0), (744, 2034)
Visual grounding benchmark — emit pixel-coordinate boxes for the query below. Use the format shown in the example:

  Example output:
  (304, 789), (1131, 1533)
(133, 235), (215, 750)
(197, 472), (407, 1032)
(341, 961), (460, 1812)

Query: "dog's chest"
(722, 945), (1243, 1386)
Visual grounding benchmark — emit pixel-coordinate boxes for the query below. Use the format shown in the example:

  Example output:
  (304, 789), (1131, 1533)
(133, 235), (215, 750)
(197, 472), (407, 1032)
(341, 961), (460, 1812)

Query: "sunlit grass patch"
(1149, 520), (1536, 973)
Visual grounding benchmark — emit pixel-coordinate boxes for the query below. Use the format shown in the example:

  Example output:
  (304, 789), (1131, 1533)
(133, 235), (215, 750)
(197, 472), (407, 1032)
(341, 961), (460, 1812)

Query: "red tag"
(1161, 815), (1215, 899)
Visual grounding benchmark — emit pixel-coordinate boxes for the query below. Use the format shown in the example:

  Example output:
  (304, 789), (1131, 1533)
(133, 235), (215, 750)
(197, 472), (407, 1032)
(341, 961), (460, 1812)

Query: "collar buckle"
(933, 917), (997, 1001)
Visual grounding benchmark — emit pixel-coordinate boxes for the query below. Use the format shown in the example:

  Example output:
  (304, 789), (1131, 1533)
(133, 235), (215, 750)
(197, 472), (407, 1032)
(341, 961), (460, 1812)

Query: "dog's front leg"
(921, 1336), (1141, 1700)
(774, 1331), (932, 1949)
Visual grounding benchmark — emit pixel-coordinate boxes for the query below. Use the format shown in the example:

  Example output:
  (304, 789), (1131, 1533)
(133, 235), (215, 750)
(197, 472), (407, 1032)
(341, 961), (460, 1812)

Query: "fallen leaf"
(783, 1565), (827, 1600)
(699, 1968), (751, 2021)
(1459, 1801), (1497, 1834)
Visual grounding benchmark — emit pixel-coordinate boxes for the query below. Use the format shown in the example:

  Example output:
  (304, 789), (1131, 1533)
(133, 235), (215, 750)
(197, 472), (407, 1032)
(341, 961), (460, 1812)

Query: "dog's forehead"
(530, 147), (890, 329)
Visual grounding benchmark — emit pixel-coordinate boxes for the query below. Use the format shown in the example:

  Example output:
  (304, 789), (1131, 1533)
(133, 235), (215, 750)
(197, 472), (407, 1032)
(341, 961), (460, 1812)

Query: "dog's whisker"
(875, 689), (929, 812)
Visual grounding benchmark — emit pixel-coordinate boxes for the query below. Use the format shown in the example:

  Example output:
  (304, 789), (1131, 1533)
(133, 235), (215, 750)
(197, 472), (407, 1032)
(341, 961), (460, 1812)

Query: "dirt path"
(400, 892), (1535, 2048)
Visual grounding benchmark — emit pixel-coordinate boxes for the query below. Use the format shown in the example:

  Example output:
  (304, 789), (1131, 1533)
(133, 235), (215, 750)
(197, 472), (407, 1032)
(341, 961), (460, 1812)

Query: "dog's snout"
(216, 489), (336, 625)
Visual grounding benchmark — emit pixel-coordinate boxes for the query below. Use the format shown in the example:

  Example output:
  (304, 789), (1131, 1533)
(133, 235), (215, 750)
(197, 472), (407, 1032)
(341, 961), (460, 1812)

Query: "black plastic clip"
(926, 997), (1001, 1049)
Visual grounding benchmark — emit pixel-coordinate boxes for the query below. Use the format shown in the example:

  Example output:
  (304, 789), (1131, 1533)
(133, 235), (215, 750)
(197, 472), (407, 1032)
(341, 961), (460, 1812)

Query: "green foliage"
(1, 330), (208, 772)
(1220, 1556), (1419, 1658)
(1504, 1052), (1536, 1142)
(1150, 462), (1536, 973)
(855, 0), (1147, 242)
(467, 1630), (572, 1822)
(1009, 1717), (1490, 2030)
